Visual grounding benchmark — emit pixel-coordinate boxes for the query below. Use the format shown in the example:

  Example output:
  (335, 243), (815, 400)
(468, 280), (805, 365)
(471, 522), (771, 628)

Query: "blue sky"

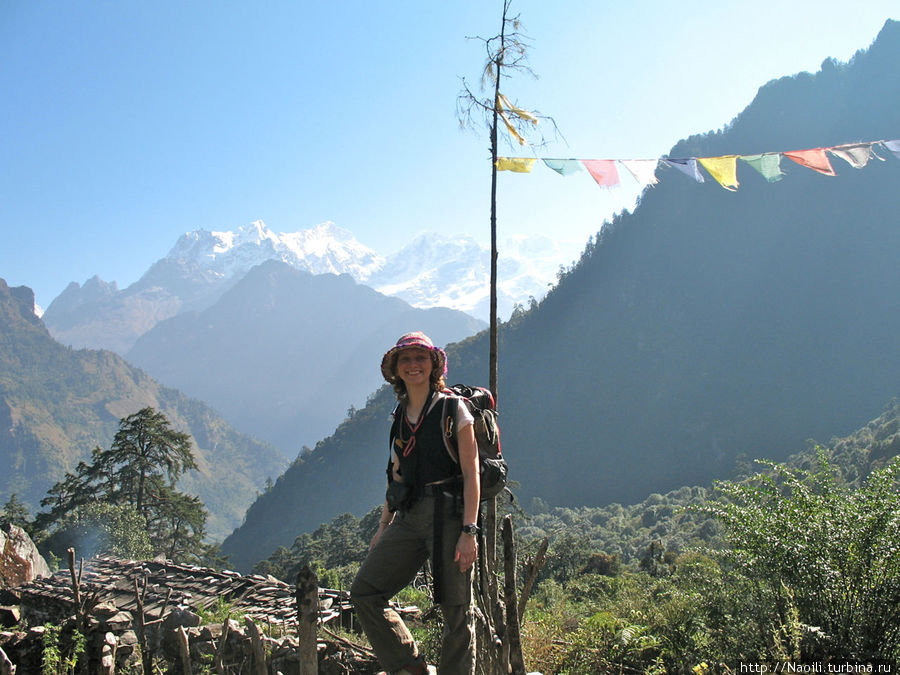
(1, 1), (896, 309)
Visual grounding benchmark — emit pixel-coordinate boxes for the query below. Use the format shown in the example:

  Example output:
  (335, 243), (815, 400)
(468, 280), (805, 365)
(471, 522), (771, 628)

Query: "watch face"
(462, 524), (479, 535)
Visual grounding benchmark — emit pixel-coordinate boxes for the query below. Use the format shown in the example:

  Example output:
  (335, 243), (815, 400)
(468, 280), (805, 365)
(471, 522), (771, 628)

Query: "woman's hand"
(455, 532), (478, 572)
(369, 525), (387, 551)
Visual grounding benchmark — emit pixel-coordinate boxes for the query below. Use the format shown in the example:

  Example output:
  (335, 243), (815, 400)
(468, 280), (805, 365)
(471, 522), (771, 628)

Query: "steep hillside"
(126, 260), (485, 453)
(0, 280), (287, 540)
(223, 21), (900, 570)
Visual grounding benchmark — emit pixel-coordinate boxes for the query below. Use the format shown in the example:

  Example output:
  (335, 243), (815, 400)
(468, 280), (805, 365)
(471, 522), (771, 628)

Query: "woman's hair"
(388, 350), (446, 403)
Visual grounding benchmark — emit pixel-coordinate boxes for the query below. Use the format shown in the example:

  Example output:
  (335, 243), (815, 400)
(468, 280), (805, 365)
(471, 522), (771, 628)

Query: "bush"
(701, 452), (900, 660)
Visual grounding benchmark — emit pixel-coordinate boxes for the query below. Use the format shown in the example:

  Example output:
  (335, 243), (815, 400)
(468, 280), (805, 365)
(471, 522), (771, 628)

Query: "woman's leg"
(430, 496), (475, 675)
(351, 506), (430, 672)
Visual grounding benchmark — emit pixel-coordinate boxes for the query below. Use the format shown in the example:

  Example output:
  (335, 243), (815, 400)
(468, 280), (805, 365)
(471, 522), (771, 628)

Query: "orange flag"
(783, 148), (836, 176)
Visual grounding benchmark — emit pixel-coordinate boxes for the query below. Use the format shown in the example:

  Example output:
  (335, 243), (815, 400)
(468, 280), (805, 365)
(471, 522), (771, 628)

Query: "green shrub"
(701, 452), (900, 660)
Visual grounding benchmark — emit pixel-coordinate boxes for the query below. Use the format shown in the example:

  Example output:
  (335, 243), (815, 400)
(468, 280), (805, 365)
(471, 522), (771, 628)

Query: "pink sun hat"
(380, 331), (448, 382)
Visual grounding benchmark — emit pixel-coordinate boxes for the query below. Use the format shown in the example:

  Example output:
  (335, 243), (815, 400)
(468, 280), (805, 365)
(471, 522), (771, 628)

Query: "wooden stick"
(295, 564), (319, 675)
(517, 536), (548, 619)
(66, 548), (81, 609)
(133, 577), (153, 675)
(320, 626), (375, 657)
(502, 515), (526, 675)
(176, 625), (192, 675)
(214, 618), (231, 675)
(244, 617), (268, 675)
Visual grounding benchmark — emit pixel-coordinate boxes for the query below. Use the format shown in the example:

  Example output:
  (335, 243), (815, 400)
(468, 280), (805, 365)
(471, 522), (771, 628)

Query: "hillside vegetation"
(0, 280), (287, 540)
(253, 400), (900, 668)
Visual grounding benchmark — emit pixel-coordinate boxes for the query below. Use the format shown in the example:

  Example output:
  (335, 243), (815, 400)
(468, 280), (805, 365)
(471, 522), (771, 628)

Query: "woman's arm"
(454, 421), (480, 571)
(370, 451), (401, 550)
(369, 499), (394, 550)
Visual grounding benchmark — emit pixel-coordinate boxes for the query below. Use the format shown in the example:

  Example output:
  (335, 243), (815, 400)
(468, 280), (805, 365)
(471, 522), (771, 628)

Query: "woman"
(351, 331), (480, 675)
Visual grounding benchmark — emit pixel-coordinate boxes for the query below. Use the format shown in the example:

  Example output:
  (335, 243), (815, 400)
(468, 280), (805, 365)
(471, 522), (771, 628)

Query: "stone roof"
(14, 557), (361, 628)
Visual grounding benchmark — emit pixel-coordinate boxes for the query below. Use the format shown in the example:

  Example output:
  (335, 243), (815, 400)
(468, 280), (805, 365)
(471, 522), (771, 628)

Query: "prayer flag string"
(496, 139), (898, 191)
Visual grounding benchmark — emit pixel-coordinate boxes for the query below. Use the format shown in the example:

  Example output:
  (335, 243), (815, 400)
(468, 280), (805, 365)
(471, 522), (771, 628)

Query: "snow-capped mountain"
(371, 231), (575, 320)
(166, 220), (385, 282)
(166, 220), (579, 322)
(43, 219), (581, 355)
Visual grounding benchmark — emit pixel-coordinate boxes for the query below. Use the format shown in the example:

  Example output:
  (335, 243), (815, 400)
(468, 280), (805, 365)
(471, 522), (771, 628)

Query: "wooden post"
(295, 564), (319, 675)
(214, 619), (231, 675)
(133, 577), (153, 675)
(518, 537), (548, 620)
(244, 617), (268, 675)
(502, 515), (525, 675)
(66, 548), (81, 609)
(176, 625), (192, 675)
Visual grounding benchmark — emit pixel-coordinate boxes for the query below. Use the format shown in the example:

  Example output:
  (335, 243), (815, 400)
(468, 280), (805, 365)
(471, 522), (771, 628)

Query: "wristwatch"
(461, 523), (480, 536)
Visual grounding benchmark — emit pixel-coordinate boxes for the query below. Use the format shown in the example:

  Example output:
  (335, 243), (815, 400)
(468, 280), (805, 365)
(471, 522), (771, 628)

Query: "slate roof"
(15, 557), (360, 627)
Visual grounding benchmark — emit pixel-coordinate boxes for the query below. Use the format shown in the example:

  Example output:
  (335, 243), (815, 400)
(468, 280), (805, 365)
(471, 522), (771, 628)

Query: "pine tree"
(37, 407), (210, 563)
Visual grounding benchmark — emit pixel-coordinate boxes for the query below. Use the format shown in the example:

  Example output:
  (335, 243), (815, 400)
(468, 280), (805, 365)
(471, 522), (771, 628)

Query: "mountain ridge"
(42, 221), (577, 355)
(124, 260), (485, 453)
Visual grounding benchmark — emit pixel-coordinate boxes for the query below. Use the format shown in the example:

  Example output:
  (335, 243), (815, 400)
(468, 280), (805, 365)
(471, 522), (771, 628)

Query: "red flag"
(581, 159), (620, 188)
(783, 148), (836, 176)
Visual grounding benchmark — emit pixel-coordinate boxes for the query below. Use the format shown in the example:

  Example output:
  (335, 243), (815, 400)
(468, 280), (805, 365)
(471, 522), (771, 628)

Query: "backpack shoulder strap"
(440, 394), (461, 464)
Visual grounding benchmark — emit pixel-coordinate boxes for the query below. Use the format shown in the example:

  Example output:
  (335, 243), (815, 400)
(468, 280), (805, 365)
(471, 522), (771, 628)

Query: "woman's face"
(395, 347), (433, 388)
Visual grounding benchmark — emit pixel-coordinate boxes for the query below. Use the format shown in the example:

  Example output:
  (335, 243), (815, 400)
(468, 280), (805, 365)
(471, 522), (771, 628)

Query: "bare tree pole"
(458, 3), (558, 672)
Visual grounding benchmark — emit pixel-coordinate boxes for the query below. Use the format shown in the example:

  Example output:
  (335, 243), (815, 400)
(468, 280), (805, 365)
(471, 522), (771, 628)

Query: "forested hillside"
(0, 280), (287, 540)
(222, 20), (900, 572)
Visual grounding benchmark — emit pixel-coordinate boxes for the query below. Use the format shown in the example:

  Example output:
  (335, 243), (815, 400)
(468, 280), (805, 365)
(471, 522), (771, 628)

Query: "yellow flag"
(498, 109), (527, 145)
(698, 155), (739, 191)
(497, 93), (538, 125)
(495, 157), (536, 172)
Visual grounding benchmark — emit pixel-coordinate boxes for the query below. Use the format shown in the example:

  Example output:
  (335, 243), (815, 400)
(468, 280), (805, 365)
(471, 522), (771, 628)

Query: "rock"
(0, 526), (50, 589)
(0, 607), (19, 629)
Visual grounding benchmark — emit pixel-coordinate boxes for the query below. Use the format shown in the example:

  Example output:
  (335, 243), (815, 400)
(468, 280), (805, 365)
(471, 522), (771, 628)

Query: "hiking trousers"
(350, 493), (476, 675)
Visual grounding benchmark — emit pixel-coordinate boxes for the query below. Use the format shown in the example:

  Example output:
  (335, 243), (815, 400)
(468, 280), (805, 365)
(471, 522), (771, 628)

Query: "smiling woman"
(351, 331), (480, 675)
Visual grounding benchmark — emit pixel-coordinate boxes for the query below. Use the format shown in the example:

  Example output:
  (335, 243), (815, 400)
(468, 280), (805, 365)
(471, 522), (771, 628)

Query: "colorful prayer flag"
(542, 159), (582, 176)
(783, 148), (836, 176)
(620, 159), (660, 185)
(698, 155), (739, 191)
(883, 139), (900, 160)
(662, 158), (705, 183)
(828, 142), (881, 169)
(495, 157), (536, 172)
(740, 153), (784, 182)
(581, 159), (620, 188)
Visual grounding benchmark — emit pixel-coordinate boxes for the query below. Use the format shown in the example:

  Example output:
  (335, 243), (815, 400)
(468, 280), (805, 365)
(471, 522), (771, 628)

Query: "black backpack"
(441, 384), (508, 500)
